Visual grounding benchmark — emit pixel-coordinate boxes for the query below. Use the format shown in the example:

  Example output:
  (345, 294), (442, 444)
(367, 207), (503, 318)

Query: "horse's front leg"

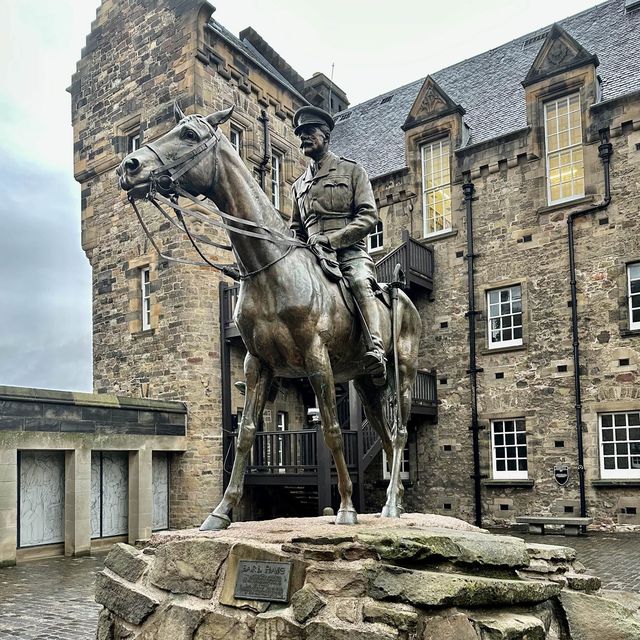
(381, 363), (413, 518)
(307, 345), (357, 525)
(200, 353), (273, 531)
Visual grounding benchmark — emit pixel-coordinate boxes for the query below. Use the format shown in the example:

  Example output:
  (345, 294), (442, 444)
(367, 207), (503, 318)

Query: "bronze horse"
(118, 104), (422, 528)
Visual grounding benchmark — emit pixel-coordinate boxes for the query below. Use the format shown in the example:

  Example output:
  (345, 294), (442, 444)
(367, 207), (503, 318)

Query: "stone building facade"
(68, 0), (640, 531)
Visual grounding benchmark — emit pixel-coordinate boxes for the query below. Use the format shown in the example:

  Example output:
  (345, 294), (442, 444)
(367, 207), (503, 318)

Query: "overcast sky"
(0, 0), (602, 393)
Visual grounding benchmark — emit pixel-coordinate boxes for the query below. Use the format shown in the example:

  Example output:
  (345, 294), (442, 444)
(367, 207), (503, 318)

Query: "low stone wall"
(95, 513), (640, 639)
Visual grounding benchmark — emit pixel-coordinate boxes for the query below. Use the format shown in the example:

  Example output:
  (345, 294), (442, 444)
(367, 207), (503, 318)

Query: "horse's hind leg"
(200, 353), (272, 531)
(381, 358), (415, 518)
(353, 376), (393, 461)
(307, 345), (357, 525)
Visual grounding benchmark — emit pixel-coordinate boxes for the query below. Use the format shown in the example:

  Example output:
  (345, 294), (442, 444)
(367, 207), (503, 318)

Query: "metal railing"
(376, 231), (434, 293)
(231, 427), (359, 475)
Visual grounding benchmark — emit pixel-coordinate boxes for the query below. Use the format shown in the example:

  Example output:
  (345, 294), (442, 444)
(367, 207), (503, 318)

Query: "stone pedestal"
(95, 513), (640, 639)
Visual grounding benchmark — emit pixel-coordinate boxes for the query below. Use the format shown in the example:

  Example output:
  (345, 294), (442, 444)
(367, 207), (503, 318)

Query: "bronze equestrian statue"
(117, 103), (422, 528)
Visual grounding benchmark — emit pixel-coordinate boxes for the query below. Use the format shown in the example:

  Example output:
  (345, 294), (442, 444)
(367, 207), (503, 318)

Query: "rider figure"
(291, 106), (387, 386)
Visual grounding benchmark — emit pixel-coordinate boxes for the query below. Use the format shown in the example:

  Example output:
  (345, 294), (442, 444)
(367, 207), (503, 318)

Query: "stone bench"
(516, 516), (592, 536)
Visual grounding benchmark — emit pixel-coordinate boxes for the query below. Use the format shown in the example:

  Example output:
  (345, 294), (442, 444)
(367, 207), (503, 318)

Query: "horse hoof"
(335, 508), (358, 525)
(381, 505), (402, 518)
(199, 513), (231, 531)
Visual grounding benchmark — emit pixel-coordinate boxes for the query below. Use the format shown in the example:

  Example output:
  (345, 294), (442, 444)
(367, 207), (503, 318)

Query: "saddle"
(308, 243), (392, 318)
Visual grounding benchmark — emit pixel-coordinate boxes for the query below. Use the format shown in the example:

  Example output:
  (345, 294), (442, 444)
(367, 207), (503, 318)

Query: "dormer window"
(544, 94), (584, 205)
(420, 139), (451, 236)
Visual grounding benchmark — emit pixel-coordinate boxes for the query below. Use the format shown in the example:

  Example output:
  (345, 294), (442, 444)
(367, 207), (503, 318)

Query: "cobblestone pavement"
(0, 553), (105, 640)
(503, 530), (640, 592)
(0, 533), (638, 639)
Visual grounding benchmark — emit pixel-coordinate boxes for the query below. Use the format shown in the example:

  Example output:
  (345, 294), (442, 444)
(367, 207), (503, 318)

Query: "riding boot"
(357, 293), (387, 387)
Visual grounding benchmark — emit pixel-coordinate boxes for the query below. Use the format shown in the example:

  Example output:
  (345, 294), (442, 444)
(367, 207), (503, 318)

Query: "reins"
(127, 116), (307, 281)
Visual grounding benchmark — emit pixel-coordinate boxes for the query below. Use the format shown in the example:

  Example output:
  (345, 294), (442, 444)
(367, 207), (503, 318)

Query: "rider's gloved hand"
(308, 233), (331, 248)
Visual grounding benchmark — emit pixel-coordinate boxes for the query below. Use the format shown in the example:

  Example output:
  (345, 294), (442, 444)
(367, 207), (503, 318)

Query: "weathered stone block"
(193, 610), (254, 640)
(560, 590), (640, 640)
(290, 585), (326, 623)
(362, 599), (419, 631)
(303, 620), (398, 640)
(254, 610), (304, 640)
(357, 528), (529, 569)
(334, 597), (361, 624)
(105, 543), (150, 583)
(305, 561), (370, 597)
(149, 538), (230, 599)
(421, 612), (479, 640)
(96, 609), (115, 640)
(137, 602), (206, 640)
(525, 542), (576, 562)
(95, 571), (160, 626)
(469, 612), (545, 640)
(565, 572), (601, 592)
(368, 565), (561, 608)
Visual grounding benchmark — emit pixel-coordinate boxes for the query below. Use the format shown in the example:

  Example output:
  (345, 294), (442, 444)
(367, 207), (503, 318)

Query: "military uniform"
(291, 150), (386, 374)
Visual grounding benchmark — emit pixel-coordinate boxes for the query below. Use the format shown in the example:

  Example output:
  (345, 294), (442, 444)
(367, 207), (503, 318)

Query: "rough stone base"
(95, 513), (640, 639)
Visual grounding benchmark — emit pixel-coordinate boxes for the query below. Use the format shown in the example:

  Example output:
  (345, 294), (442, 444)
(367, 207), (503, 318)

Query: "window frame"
(491, 418), (528, 480)
(627, 263), (640, 331)
(382, 444), (410, 481)
(141, 267), (151, 331)
(420, 138), (452, 237)
(368, 220), (384, 252)
(486, 285), (523, 350)
(271, 152), (282, 210)
(544, 93), (585, 205)
(599, 411), (640, 479)
(127, 132), (141, 154)
(229, 126), (242, 156)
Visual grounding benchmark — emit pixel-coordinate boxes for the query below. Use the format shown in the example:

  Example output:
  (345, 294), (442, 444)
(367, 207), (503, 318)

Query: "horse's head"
(117, 103), (233, 200)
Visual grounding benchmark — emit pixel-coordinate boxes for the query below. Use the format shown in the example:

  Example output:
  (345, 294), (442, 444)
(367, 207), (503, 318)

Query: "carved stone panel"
(91, 451), (129, 538)
(102, 452), (129, 537)
(19, 451), (65, 547)
(152, 452), (169, 531)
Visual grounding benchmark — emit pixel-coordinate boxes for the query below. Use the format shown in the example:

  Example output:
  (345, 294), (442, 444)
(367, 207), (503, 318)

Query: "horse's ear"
(174, 101), (186, 123)
(205, 106), (234, 129)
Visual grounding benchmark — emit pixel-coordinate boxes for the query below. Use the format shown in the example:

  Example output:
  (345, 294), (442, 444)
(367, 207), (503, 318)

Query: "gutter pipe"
(463, 180), (483, 528)
(567, 129), (613, 519)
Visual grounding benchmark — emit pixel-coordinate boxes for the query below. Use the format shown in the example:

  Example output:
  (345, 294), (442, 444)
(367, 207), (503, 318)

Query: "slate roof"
(331, 0), (640, 179)
(208, 20), (306, 101)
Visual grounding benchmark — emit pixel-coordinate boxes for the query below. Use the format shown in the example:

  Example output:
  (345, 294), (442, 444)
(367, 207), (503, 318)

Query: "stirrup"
(363, 350), (387, 387)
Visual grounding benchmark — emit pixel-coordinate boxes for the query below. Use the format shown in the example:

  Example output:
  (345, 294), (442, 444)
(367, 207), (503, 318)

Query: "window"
(271, 153), (282, 209)
(141, 267), (151, 331)
(628, 263), (640, 330)
(487, 285), (523, 349)
(383, 443), (410, 481)
(544, 94), (584, 204)
(420, 139), (451, 236)
(491, 419), (528, 479)
(368, 221), (384, 252)
(599, 412), (640, 479)
(229, 127), (242, 155)
(127, 132), (141, 153)
(276, 411), (287, 471)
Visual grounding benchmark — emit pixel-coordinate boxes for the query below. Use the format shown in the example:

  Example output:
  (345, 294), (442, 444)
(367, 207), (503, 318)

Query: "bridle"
(127, 115), (306, 280)
(144, 115), (221, 196)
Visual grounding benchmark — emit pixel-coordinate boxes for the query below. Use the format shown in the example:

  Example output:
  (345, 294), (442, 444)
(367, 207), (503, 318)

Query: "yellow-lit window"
(421, 139), (451, 236)
(544, 94), (584, 204)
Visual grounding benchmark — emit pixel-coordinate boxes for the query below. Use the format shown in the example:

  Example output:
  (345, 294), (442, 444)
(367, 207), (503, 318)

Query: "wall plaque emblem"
(554, 463), (569, 486)
(234, 560), (292, 602)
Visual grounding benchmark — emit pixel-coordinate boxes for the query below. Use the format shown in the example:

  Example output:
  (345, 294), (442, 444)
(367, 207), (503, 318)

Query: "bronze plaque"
(234, 560), (292, 602)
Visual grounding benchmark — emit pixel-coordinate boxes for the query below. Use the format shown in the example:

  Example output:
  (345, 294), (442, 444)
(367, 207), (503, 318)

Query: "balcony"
(375, 230), (434, 295)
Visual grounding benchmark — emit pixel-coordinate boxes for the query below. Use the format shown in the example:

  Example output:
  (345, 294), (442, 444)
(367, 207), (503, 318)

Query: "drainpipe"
(463, 179), (483, 528)
(257, 109), (271, 190)
(567, 129), (613, 519)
